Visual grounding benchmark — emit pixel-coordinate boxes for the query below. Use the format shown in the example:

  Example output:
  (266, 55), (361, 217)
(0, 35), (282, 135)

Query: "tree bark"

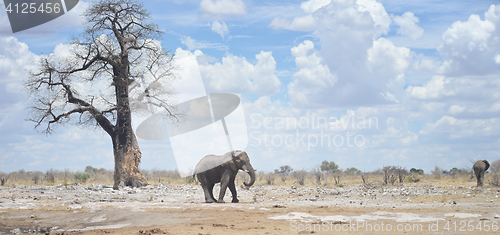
(112, 133), (147, 189)
(112, 62), (148, 190)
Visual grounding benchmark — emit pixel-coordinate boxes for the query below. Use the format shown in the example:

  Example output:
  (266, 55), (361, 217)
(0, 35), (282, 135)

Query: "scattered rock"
(157, 183), (167, 190)
(212, 223), (227, 227)
(139, 228), (168, 234)
(68, 204), (83, 210)
(330, 190), (341, 196)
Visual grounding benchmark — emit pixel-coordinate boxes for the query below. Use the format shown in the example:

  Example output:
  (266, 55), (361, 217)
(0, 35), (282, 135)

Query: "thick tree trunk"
(112, 133), (147, 189)
(112, 62), (148, 190)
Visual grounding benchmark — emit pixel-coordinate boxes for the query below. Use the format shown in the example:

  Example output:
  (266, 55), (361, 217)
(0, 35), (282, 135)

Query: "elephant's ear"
(224, 153), (237, 172)
(484, 160), (490, 171)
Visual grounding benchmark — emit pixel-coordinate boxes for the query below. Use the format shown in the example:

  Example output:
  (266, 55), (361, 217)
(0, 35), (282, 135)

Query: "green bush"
(74, 173), (90, 183)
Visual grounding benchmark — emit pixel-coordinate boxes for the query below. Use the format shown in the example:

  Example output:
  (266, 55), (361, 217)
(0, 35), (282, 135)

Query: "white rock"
(68, 205), (83, 210)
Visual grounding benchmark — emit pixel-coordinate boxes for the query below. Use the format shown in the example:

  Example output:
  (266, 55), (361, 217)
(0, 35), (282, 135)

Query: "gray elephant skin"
(473, 160), (490, 187)
(194, 150), (255, 203)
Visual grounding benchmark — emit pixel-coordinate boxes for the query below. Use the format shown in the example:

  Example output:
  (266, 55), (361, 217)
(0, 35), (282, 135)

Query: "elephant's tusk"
(244, 170), (249, 173)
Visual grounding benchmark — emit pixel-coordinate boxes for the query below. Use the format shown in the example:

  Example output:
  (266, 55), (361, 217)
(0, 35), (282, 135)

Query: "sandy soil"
(1, 183), (499, 234)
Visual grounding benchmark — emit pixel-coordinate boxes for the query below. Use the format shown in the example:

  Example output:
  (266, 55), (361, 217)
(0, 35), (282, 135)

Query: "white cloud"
(406, 74), (500, 104)
(243, 96), (430, 171)
(448, 105), (466, 115)
(181, 37), (197, 50)
(211, 20), (229, 38)
(405, 4), (500, 145)
(270, 0), (391, 33)
(198, 51), (281, 96)
(300, 0), (331, 14)
(0, 37), (37, 109)
(4, 0), (500, 175)
(411, 55), (440, 73)
(181, 36), (227, 51)
(368, 38), (411, 77)
(269, 15), (316, 31)
(438, 5), (500, 76)
(421, 116), (500, 140)
(0, 37), (37, 83)
(357, 0), (392, 35)
(200, 0), (246, 18)
(287, 0), (410, 108)
(393, 12), (424, 40)
(406, 76), (454, 100)
(287, 40), (337, 107)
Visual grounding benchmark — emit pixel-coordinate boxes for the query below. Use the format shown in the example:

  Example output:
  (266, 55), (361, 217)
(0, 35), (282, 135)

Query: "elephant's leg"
(198, 174), (216, 203)
(474, 170), (479, 186)
(228, 177), (239, 203)
(209, 183), (217, 202)
(479, 172), (485, 187)
(217, 172), (230, 203)
(475, 170), (482, 187)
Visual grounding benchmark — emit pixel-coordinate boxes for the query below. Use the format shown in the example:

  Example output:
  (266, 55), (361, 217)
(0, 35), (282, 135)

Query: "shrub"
(431, 166), (443, 179)
(489, 173), (500, 187)
(312, 167), (323, 185)
(490, 160), (500, 173)
(85, 166), (98, 174)
(31, 171), (43, 184)
(320, 161), (339, 173)
(45, 168), (55, 183)
(346, 167), (361, 175)
(382, 166), (407, 185)
(0, 172), (7, 186)
(410, 168), (424, 175)
(274, 165), (293, 182)
(293, 170), (307, 186)
(264, 172), (275, 185)
(74, 173), (90, 183)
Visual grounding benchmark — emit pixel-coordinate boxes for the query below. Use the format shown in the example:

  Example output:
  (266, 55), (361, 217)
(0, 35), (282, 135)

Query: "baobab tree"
(26, 0), (179, 189)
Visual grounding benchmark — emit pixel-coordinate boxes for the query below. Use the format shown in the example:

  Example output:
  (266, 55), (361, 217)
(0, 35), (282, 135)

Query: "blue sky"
(1, 0), (500, 174)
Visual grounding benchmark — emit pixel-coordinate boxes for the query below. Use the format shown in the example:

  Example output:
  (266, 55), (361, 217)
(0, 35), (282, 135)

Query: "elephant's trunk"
(242, 164), (255, 187)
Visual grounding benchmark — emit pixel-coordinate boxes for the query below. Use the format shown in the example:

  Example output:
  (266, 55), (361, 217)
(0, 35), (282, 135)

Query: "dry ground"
(1, 175), (499, 234)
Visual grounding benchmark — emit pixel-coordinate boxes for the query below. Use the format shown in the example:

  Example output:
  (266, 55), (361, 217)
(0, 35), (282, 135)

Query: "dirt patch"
(0, 184), (499, 234)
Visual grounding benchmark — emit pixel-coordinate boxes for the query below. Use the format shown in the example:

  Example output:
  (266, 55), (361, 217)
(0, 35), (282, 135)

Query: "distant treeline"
(1, 159), (499, 187)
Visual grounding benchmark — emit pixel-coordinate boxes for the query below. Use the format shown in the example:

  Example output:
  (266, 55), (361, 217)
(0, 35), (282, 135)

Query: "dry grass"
(1, 167), (499, 190)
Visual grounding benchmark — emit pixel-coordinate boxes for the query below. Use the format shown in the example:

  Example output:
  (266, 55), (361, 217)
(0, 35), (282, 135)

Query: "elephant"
(194, 150), (255, 203)
(473, 160), (490, 187)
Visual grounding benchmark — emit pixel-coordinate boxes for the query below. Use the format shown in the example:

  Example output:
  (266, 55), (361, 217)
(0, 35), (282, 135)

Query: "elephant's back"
(194, 154), (231, 175)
